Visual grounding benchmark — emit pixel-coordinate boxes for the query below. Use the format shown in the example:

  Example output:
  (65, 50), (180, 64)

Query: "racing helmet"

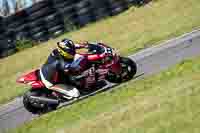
(57, 39), (76, 60)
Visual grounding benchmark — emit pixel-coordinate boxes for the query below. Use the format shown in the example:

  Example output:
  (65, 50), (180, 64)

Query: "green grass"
(2, 0), (200, 131)
(11, 53), (200, 133)
(0, 0), (200, 105)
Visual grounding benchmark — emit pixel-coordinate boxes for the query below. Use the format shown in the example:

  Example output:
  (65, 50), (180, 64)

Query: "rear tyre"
(23, 90), (42, 114)
(23, 90), (59, 114)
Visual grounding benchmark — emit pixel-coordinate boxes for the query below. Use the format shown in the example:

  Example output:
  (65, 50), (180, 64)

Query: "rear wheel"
(23, 90), (59, 114)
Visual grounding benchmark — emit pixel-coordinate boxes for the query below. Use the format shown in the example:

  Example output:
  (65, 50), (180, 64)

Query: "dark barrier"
(0, 0), (147, 58)
(0, 16), (17, 58)
(107, 0), (129, 16)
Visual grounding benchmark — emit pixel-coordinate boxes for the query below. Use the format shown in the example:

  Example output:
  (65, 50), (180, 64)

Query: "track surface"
(1, 29), (200, 132)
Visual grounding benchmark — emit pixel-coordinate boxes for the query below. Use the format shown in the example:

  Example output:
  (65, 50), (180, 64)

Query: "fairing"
(17, 69), (45, 89)
(17, 43), (122, 89)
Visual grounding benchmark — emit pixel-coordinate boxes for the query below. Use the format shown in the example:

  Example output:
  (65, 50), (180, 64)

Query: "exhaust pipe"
(29, 96), (59, 105)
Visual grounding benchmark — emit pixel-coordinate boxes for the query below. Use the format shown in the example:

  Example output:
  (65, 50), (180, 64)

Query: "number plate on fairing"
(106, 47), (113, 55)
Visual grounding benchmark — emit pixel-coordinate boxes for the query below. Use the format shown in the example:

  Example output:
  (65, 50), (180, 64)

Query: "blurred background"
(0, 0), (146, 58)
(0, 0), (41, 16)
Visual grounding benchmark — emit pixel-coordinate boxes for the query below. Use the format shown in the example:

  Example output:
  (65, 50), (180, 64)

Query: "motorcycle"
(17, 43), (137, 114)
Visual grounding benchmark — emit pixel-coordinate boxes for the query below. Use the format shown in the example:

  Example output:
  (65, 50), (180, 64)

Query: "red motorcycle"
(17, 43), (137, 114)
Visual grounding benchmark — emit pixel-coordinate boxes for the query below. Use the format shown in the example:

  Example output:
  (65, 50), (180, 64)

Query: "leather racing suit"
(39, 44), (88, 89)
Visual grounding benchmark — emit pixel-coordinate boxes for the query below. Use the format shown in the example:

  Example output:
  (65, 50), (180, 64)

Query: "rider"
(39, 38), (90, 98)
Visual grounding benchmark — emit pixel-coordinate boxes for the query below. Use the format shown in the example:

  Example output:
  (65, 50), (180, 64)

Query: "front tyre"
(107, 57), (137, 83)
(120, 57), (137, 81)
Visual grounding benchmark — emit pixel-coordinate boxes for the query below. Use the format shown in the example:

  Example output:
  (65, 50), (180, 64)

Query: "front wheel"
(107, 57), (137, 83)
(120, 57), (137, 81)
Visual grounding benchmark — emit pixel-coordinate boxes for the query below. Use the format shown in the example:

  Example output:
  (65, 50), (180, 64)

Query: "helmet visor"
(57, 46), (75, 59)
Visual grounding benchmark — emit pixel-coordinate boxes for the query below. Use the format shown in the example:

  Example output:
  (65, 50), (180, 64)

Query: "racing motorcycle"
(17, 43), (137, 114)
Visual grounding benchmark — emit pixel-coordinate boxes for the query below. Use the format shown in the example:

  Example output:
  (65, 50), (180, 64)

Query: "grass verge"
(11, 53), (200, 133)
(0, 0), (200, 104)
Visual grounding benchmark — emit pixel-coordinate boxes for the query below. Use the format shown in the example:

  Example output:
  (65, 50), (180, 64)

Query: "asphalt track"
(1, 29), (200, 132)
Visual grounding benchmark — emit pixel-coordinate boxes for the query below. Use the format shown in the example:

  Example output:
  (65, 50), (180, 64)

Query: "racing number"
(107, 48), (113, 55)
